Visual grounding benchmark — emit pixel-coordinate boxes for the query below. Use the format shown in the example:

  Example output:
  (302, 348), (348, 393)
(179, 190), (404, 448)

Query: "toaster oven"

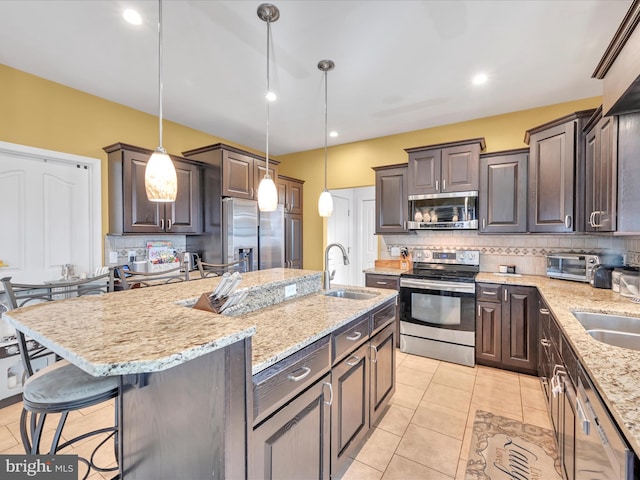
(546, 252), (623, 283)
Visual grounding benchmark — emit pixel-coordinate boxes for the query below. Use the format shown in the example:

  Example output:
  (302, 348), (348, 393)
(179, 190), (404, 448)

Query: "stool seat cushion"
(23, 360), (118, 406)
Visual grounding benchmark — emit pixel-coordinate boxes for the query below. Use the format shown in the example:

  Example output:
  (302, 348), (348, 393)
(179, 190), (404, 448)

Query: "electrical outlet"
(109, 251), (118, 264)
(284, 284), (297, 298)
(128, 250), (136, 262)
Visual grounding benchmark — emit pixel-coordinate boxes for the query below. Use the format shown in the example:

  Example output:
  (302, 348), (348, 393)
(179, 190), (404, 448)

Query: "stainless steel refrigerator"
(222, 197), (284, 271)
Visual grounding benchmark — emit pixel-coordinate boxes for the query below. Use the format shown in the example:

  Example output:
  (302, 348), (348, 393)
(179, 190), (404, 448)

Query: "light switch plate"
(284, 284), (297, 298)
(109, 251), (118, 264)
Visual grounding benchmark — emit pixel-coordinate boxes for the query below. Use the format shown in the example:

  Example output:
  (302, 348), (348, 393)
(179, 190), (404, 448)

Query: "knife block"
(193, 293), (225, 314)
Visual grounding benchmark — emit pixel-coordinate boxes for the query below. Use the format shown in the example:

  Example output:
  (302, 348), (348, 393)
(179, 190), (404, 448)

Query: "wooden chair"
(1, 272), (119, 479)
(196, 257), (249, 278)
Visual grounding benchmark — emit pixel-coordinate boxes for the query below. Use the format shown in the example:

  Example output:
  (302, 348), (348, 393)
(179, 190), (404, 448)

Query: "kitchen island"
(2, 268), (397, 479)
(477, 272), (640, 460)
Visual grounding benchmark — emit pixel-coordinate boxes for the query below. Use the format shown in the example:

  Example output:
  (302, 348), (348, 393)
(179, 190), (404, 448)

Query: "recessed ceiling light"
(123, 9), (142, 26)
(265, 91), (277, 102)
(472, 73), (488, 85)
(329, 131), (338, 138)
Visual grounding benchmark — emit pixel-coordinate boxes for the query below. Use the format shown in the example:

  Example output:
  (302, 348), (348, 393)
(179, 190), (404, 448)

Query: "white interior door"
(327, 187), (375, 287)
(0, 142), (101, 285)
(326, 193), (352, 286)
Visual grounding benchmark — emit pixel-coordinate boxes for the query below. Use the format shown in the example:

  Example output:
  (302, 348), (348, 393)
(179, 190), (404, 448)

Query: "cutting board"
(374, 258), (412, 270)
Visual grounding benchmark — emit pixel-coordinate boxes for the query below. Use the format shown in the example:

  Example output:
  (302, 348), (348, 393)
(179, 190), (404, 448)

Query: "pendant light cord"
(157, 0), (164, 151)
(265, 19), (270, 175)
(323, 69), (328, 191)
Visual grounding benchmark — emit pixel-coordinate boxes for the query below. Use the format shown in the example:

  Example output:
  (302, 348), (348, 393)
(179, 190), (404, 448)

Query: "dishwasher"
(574, 365), (635, 479)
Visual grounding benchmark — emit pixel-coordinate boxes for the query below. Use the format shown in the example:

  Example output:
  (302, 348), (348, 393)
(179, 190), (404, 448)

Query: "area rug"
(465, 410), (561, 480)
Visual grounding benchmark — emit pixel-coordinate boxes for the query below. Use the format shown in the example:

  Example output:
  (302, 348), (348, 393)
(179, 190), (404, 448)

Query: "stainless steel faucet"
(324, 243), (350, 289)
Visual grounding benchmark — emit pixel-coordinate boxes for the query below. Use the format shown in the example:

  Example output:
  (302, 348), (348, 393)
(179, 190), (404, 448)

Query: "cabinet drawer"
(365, 274), (399, 290)
(333, 315), (370, 365)
(476, 283), (501, 302)
(253, 336), (330, 425)
(372, 300), (397, 334)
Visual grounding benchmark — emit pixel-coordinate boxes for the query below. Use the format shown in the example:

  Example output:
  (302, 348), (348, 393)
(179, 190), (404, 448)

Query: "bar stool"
(196, 257), (249, 278)
(1, 273), (119, 480)
(113, 263), (188, 289)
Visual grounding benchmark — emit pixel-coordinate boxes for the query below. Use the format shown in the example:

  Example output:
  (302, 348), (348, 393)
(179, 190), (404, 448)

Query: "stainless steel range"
(399, 249), (479, 367)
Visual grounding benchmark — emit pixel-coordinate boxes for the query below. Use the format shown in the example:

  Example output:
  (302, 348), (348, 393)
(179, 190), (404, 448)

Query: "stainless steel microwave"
(407, 191), (478, 230)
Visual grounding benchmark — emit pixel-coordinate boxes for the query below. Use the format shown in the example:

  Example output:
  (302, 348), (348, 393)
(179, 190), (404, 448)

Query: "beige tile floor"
(0, 399), (117, 479)
(0, 350), (549, 480)
(340, 350), (550, 480)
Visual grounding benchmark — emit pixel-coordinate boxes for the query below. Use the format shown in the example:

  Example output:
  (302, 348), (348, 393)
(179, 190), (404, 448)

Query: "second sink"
(572, 311), (640, 351)
(324, 289), (379, 300)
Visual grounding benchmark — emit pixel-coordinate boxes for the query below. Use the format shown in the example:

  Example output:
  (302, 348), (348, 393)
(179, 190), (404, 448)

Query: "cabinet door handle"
(588, 211), (595, 227)
(435, 180), (439, 192)
(287, 366), (311, 382)
(564, 215), (572, 229)
(346, 331), (362, 342)
(592, 211), (603, 227)
(167, 219), (172, 230)
(482, 218), (486, 230)
(323, 381), (333, 407)
(250, 188), (254, 197)
(539, 308), (549, 315)
(504, 289), (508, 302)
(442, 179), (446, 191)
(346, 355), (360, 366)
(370, 344), (378, 363)
(160, 219), (165, 230)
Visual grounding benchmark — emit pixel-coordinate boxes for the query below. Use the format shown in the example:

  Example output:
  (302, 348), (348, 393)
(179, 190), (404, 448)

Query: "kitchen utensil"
(211, 272), (231, 299)
(219, 272), (242, 297)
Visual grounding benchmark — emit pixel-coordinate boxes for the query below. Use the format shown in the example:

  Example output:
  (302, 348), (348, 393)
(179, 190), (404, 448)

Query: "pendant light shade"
(318, 59), (335, 217)
(145, 0), (177, 202)
(257, 3), (280, 212)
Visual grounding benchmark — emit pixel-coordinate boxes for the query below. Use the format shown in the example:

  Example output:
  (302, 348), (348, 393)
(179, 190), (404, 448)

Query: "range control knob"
(6, 345), (19, 355)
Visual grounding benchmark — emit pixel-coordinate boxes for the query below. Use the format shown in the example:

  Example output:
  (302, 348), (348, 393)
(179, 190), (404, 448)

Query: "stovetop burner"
(401, 249), (480, 282)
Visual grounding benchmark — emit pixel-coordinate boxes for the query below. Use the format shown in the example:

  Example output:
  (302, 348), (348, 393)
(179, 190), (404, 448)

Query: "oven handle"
(400, 277), (475, 294)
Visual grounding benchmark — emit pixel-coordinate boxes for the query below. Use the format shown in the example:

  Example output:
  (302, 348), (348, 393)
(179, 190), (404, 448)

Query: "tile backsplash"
(381, 231), (640, 275)
(104, 235), (186, 265)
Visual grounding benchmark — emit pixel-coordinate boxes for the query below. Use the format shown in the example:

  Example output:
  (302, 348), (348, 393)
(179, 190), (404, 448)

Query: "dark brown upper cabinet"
(373, 164), (409, 234)
(277, 175), (303, 215)
(584, 107), (618, 232)
(592, 1), (640, 116)
(105, 143), (202, 235)
(405, 138), (485, 196)
(479, 149), (528, 234)
(525, 110), (595, 233)
(182, 143), (278, 201)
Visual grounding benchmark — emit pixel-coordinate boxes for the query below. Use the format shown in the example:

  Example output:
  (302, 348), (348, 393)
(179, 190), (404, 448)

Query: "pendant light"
(256, 3), (280, 212)
(318, 59), (335, 217)
(145, 0), (177, 202)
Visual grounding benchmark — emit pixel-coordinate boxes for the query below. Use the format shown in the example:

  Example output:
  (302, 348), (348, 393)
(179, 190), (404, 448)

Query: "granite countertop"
(476, 272), (640, 457)
(363, 267), (408, 276)
(2, 268), (396, 378)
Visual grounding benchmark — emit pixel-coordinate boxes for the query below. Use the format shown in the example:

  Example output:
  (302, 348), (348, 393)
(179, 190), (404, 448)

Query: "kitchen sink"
(572, 311), (640, 351)
(324, 289), (379, 300)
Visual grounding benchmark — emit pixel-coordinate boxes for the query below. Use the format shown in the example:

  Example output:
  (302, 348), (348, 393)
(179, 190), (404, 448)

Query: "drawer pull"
(539, 308), (550, 315)
(287, 366), (311, 382)
(376, 281), (387, 285)
(540, 339), (551, 347)
(346, 355), (360, 367)
(346, 331), (362, 342)
(323, 381), (333, 407)
(482, 291), (497, 296)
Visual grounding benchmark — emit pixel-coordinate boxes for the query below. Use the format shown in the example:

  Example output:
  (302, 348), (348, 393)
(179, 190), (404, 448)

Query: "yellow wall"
(1, 64), (601, 271)
(0, 64), (264, 237)
(277, 97), (602, 270)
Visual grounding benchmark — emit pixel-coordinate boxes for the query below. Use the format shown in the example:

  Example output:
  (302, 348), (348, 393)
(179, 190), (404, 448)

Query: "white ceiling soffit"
(0, 0), (631, 155)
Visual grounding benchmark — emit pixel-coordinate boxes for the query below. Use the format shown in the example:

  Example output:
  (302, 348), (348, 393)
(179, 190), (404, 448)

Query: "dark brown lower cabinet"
(370, 322), (396, 426)
(365, 273), (400, 347)
(252, 373), (332, 480)
(476, 283), (538, 375)
(331, 343), (370, 475)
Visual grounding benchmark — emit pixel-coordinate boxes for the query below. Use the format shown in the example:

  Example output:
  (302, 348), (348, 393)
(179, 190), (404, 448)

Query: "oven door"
(399, 277), (476, 331)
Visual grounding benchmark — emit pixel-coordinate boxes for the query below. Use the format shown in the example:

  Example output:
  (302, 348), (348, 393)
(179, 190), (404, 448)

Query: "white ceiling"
(0, 1), (631, 155)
